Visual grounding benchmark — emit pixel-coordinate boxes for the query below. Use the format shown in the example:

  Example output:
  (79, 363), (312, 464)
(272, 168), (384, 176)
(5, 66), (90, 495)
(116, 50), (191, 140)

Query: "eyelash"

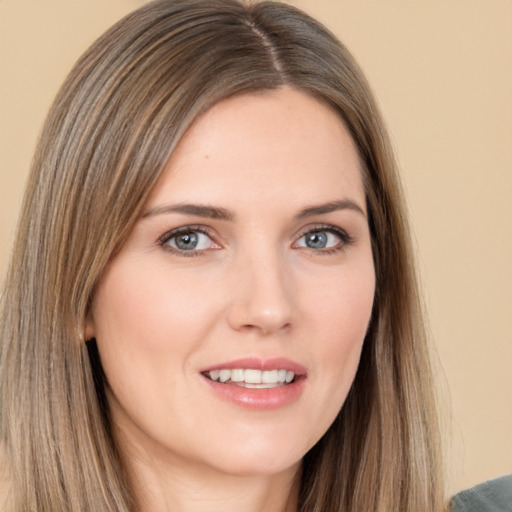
(157, 223), (354, 257)
(295, 224), (354, 255)
(158, 225), (216, 258)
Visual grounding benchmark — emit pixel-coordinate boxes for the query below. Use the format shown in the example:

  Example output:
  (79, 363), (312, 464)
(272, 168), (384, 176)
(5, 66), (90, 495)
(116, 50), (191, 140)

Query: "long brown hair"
(0, 1), (445, 510)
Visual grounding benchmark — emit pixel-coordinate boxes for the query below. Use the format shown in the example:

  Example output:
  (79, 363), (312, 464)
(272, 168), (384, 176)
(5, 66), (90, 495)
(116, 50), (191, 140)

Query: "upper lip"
(200, 357), (307, 376)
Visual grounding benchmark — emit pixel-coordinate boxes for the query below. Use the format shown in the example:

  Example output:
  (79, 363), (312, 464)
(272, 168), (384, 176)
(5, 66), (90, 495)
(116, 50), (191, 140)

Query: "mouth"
(199, 358), (307, 409)
(202, 368), (297, 389)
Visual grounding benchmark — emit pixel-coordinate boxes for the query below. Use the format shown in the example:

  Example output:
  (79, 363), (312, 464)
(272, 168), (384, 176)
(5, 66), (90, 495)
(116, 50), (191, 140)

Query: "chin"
(195, 429), (311, 478)
(207, 454), (302, 479)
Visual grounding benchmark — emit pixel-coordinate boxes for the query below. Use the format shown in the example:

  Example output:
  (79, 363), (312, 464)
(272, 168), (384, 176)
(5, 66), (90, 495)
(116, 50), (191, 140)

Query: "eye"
(298, 230), (338, 250)
(294, 226), (351, 252)
(159, 227), (218, 254)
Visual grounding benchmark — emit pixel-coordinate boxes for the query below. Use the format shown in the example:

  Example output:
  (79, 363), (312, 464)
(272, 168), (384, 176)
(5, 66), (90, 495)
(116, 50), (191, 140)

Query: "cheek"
(308, 257), (375, 347)
(91, 258), (220, 353)
(88, 260), (217, 419)
(303, 261), (375, 424)
(88, 259), (226, 439)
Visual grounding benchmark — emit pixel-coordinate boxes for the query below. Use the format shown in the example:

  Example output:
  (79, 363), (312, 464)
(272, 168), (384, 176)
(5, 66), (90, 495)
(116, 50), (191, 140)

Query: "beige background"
(0, 0), (510, 495)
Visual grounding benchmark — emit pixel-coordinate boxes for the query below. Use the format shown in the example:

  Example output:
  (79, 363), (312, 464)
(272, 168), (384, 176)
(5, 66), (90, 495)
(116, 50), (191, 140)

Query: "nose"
(227, 250), (294, 336)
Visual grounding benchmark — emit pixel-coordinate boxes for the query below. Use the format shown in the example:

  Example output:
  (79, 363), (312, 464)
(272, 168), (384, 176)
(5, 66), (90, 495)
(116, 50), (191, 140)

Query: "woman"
(0, 0), (449, 510)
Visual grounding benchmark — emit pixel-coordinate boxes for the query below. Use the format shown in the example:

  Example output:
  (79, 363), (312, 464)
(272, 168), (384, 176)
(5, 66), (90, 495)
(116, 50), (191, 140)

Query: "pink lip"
(200, 357), (307, 411)
(200, 357), (307, 375)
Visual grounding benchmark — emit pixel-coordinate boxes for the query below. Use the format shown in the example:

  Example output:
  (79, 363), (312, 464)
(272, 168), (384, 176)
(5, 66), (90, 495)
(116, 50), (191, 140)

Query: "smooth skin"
(87, 87), (376, 512)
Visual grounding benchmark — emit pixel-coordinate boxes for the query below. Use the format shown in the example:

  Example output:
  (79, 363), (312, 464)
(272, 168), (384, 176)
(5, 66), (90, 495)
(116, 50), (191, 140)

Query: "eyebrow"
(295, 199), (366, 219)
(142, 199), (366, 221)
(142, 203), (234, 221)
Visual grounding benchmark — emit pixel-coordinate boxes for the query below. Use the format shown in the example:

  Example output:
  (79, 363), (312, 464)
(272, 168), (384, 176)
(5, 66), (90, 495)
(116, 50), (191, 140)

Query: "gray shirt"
(451, 475), (512, 512)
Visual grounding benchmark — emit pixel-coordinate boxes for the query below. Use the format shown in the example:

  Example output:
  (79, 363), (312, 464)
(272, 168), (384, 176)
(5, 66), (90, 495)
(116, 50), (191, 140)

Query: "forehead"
(148, 87), (365, 211)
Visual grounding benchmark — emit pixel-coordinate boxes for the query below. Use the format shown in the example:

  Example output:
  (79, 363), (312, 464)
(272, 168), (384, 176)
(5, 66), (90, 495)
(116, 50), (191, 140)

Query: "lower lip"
(201, 376), (306, 411)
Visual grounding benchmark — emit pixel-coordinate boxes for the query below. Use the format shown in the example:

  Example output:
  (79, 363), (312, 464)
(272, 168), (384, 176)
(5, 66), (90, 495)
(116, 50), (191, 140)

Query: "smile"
(200, 358), (307, 410)
(203, 369), (295, 388)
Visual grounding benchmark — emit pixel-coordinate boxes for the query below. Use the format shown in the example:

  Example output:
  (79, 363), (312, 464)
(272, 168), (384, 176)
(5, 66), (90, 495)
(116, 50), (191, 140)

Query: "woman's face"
(88, 87), (375, 478)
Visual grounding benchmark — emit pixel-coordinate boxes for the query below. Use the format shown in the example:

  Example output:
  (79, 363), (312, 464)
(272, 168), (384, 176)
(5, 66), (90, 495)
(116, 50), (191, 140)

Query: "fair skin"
(88, 87), (375, 512)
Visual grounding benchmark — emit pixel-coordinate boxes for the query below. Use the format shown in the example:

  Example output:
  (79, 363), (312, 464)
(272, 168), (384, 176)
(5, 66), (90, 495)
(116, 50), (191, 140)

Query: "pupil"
(176, 232), (198, 250)
(306, 231), (327, 249)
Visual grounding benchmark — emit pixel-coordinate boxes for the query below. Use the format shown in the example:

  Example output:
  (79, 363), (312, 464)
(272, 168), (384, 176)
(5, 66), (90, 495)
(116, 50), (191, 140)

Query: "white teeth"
(207, 368), (296, 385)
(219, 369), (231, 383)
(244, 369), (262, 384)
(261, 370), (278, 383)
(231, 369), (244, 382)
(244, 383), (280, 389)
(209, 369), (220, 381)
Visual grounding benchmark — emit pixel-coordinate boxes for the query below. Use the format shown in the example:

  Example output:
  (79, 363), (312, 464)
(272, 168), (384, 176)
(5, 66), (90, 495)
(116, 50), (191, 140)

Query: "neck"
(128, 452), (301, 512)
(116, 429), (301, 512)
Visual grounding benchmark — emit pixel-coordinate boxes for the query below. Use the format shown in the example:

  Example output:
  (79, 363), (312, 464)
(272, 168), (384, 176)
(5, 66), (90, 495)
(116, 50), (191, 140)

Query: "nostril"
(226, 261), (294, 335)
(227, 301), (293, 336)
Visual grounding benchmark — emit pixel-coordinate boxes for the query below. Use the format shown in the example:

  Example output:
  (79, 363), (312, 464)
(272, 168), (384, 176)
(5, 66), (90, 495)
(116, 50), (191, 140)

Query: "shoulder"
(450, 475), (512, 512)
(0, 442), (11, 508)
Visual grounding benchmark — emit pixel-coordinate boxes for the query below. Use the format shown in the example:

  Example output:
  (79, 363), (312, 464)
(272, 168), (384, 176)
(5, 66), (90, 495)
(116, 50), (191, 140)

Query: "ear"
(85, 312), (95, 341)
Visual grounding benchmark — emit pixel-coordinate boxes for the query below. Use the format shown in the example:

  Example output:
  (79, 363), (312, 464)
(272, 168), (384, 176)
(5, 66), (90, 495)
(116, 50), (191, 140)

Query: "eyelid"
(158, 224), (213, 244)
(157, 222), (353, 257)
(292, 223), (354, 251)
(158, 225), (220, 256)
